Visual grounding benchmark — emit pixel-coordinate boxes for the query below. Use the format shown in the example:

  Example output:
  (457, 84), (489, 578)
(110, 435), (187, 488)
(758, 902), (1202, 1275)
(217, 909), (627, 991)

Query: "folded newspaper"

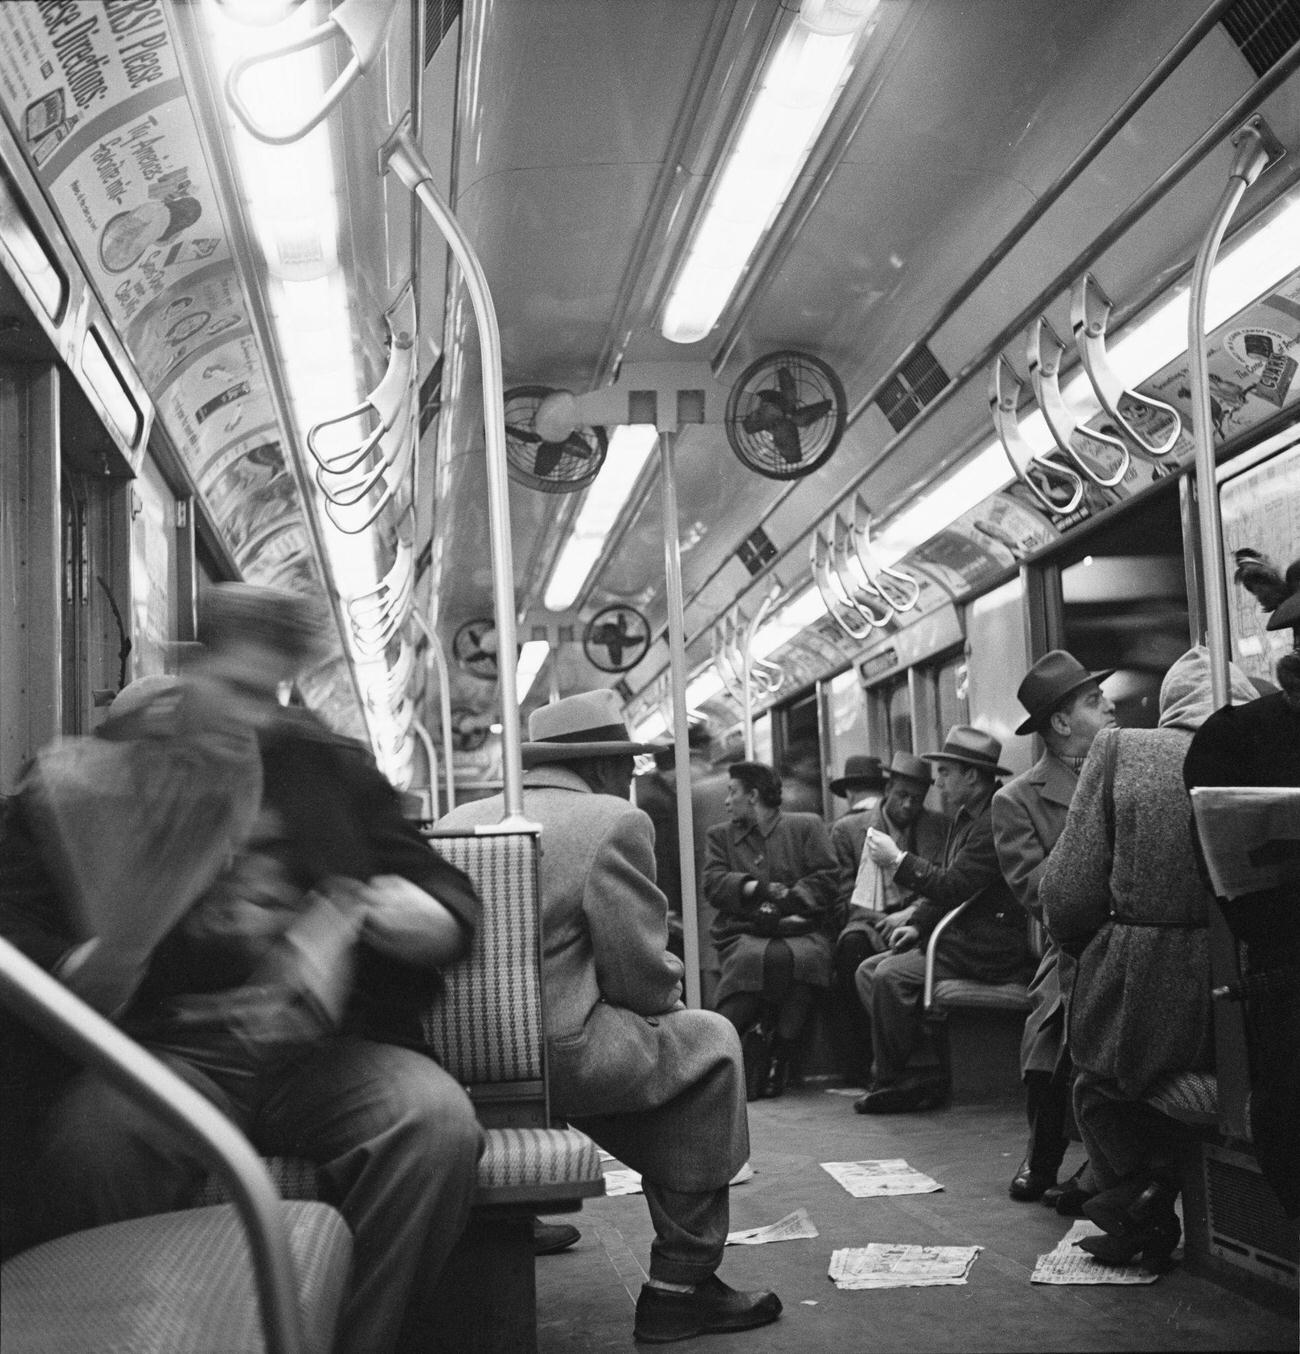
(828, 1244), (980, 1289)
(726, 1208), (819, 1246)
(820, 1159), (943, 1197)
(1190, 786), (1300, 900)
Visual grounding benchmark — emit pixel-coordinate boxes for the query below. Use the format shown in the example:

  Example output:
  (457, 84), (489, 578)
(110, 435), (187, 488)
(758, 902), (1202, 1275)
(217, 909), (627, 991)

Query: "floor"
(535, 1084), (1298, 1353)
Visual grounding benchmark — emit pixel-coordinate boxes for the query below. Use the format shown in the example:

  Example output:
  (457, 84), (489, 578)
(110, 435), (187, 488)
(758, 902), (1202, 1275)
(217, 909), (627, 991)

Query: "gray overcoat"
(439, 765), (746, 1192)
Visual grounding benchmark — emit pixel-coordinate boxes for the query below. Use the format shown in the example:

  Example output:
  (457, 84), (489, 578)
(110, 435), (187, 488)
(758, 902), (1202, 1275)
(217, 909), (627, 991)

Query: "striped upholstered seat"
(1, 1202), (350, 1354)
(1144, 1070), (1223, 1126)
(930, 977), (1032, 1012)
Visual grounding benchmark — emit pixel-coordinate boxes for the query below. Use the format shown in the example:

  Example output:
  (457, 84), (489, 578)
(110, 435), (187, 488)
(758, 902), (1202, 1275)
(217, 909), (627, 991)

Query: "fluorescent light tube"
(543, 424), (659, 610)
(516, 640), (551, 702)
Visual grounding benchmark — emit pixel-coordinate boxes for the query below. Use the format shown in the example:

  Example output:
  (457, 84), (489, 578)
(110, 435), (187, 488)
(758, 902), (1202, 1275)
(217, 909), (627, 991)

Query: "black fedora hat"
(885, 751), (932, 787)
(1265, 558), (1300, 632)
(1014, 650), (1114, 735)
(521, 689), (667, 766)
(922, 724), (1011, 777)
(829, 755), (886, 797)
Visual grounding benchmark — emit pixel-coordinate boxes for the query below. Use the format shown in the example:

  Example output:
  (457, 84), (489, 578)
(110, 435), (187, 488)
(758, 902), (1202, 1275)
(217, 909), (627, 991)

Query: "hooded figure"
(1039, 647), (1256, 1267)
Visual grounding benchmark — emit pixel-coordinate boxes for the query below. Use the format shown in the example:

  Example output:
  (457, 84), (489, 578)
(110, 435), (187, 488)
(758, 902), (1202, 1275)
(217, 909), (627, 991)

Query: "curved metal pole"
(384, 126), (526, 823)
(412, 718), (440, 821)
(1188, 120), (1275, 710)
(659, 431), (701, 1010)
(413, 610), (457, 814)
(0, 939), (306, 1354)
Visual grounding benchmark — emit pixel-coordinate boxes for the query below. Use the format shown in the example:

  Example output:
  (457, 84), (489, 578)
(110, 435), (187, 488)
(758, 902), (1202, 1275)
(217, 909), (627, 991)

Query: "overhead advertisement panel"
(0, 0), (364, 739)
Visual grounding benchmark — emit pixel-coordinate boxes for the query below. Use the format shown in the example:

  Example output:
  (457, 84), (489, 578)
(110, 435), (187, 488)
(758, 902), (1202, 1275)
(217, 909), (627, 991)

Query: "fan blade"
(742, 395), (784, 434)
(790, 399), (832, 428)
(776, 365), (798, 407)
(534, 440), (566, 478)
(506, 423), (542, 444)
(771, 419), (803, 463)
(561, 432), (595, 461)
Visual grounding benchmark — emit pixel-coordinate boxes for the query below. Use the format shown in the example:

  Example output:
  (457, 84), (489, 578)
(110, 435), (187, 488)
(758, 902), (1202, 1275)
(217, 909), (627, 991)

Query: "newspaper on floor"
(1030, 1219), (1162, 1285)
(602, 1168), (643, 1196)
(730, 1161), (756, 1186)
(828, 1244), (980, 1290)
(726, 1208), (819, 1246)
(820, 1158), (943, 1197)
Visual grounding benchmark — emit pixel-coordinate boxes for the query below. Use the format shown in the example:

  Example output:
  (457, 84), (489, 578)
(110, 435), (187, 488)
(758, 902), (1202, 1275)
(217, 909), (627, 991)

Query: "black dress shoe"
(1009, 1158), (1056, 1202)
(532, 1219), (581, 1255)
(1081, 1177), (1181, 1272)
(634, 1274), (782, 1343)
(1044, 1162), (1093, 1216)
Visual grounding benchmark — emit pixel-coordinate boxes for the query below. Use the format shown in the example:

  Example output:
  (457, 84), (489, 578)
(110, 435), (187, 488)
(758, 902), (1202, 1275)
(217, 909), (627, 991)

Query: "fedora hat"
(886, 751), (932, 787)
(521, 689), (666, 766)
(1014, 649), (1115, 734)
(922, 724), (1010, 777)
(829, 754), (886, 797)
(1265, 557), (1300, 632)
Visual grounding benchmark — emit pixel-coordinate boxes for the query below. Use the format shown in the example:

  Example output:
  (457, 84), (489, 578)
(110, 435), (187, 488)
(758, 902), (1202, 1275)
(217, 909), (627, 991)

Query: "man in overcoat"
(827, 755), (887, 910)
(438, 690), (781, 1344)
(830, 754), (946, 1085)
(993, 652), (1115, 1205)
(855, 726), (1032, 1113)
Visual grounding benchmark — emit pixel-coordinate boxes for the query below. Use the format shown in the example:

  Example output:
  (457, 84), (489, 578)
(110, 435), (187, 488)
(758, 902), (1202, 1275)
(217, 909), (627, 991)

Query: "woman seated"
(1041, 646), (1256, 1270)
(703, 762), (838, 1099)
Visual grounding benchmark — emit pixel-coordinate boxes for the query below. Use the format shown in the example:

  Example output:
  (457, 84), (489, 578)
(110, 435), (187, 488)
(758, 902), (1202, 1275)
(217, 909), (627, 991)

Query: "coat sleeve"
(897, 808), (1002, 937)
(786, 816), (840, 920)
(1041, 732), (1116, 953)
(992, 785), (1049, 920)
(583, 808), (684, 1015)
(702, 824), (757, 915)
(831, 819), (860, 913)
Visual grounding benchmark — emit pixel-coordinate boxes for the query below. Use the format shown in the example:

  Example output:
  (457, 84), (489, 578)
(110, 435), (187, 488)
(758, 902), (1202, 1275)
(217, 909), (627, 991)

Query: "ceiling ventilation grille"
(875, 344), (948, 434)
(737, 526), (778, 576)
(1221, 0), (1300, 77)
(424, 0), (462, 66)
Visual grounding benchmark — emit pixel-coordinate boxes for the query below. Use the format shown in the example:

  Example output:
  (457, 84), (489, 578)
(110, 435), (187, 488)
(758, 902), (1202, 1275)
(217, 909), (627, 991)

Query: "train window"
(774, 691), (823, 814)
(1055, 484), (1188, 729)
(867, 672), (913, 762)
(934, 651), (969, 743)
(824, 668), (870, 817)
(0, 168), (67, 324)
(80, 329), (143, 451)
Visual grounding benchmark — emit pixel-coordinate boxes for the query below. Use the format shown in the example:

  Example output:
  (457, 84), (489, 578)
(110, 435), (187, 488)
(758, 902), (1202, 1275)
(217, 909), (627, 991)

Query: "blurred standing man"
(636, 746), (686, 960)
(856, 727), (1031, 1113)
(994, 652), (1115, 1209)
(830, 754), (946, 1086)
(440, 691), (781, 1343)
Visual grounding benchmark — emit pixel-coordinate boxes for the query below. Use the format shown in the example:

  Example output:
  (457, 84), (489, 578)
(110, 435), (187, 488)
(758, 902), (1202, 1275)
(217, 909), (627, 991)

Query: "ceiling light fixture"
(661, 0), (878, 345)
(516, 639), (552, 702)
(543, 424), (660, 611)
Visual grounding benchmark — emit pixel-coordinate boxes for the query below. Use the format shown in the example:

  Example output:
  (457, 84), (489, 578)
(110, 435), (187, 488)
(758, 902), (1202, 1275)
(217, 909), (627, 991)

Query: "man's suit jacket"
(992, 751), (1077, 1073)
(438, 765), (744, 1192)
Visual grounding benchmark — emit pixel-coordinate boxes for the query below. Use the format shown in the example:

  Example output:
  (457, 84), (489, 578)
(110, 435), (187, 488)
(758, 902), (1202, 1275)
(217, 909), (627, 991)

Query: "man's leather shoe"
(853, 1075), (946, 1114)
(634, 1275), (782, 1343)
(532, 1219), (581, 1255)
(1043, 1162), (1092, 1216)
(1009, 1157), (1056, 1201)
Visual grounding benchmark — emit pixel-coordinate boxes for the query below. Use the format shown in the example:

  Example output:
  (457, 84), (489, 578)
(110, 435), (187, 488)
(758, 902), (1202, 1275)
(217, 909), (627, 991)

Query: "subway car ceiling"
(1, 1), (1298, 786)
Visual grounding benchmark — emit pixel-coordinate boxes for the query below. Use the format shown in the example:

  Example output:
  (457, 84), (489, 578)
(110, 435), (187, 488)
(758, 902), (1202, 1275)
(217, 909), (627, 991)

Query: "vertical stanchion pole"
(660, 429), (701, 1010)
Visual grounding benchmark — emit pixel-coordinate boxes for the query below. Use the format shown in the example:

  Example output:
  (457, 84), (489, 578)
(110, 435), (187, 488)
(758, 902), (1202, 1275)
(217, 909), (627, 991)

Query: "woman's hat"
(886, 751), (933, 786)
(521, 688), (667, 766)
(921, 724), (1010, 777)
(1014, 650), (1114, 735)
(829, 755), (886, 797)
(1265, 557), (1300, 632)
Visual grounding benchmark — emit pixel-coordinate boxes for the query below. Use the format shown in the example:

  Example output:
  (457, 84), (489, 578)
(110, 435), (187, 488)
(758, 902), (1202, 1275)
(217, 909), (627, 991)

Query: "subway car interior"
(1, 1), (1299, 1351)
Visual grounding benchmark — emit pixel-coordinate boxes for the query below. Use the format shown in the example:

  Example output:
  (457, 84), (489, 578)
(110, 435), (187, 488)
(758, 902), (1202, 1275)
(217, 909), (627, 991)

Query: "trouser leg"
(715, 991), (764, 1036)
(640, 1181), (730, 1284)
(832, 930), (881, 1081)
(1024, 1067), (1070, 1175)
(1072, 1069), (1183, 1194)
(35, 1050), (236, 1243)
(258, 1038), (483, 1354)
(856, 948), (927, 1087)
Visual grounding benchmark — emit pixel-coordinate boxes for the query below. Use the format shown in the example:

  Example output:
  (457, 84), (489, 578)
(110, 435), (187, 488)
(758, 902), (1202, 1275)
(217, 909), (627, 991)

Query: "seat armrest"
(922, 896), (979, 1012)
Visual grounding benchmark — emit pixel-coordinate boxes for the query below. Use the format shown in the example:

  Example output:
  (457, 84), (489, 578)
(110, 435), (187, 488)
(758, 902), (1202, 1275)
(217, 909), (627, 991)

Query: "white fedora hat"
(521, 688), (667, 766)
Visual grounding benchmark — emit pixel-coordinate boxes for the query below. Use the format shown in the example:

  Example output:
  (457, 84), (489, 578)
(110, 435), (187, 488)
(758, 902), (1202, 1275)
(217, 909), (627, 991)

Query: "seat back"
(422, 828), (548, 1126)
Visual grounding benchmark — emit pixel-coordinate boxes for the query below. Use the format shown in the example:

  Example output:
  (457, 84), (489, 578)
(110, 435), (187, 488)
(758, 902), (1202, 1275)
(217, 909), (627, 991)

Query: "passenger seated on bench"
(855, 726), (1031, 1114)
(439, 690), (782, 1344)
(704, 761), (839, 1101)
(831, 754), (946, 1087)
(1042, 647), (1257, 1270)
(0, 585), (485, 1354)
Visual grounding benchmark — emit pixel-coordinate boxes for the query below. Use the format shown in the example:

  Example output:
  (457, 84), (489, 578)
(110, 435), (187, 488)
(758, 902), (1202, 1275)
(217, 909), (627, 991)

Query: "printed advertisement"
(125, 262), (252, 389)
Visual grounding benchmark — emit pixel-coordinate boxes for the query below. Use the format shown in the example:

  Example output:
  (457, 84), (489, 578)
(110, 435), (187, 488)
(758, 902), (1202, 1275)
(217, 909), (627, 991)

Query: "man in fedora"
(830, 754), (947, 1086)
(827, 756), (887, 906)
(855, 726), (1031, 1113)
(438, 689), (781, 1343)
(994, 652), (1115, 1208)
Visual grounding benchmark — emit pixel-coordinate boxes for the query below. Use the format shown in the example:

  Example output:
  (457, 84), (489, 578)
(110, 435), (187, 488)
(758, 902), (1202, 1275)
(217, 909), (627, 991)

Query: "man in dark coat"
(827, 755), (887, 910)
(830, 753), (946, 1085)
(854, 726), (1032, 1113)
(0, 585), (484, 1354)
(994, 652), (1115, 1204)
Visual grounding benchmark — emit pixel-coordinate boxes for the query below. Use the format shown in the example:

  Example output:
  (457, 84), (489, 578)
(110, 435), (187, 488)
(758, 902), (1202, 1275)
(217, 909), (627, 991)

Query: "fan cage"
(724, 350), (847, 481)
(504, 385), (609, 495)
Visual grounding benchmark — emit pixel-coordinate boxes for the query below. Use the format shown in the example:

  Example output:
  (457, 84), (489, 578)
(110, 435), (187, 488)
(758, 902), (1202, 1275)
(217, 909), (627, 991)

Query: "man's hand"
(889, 923), (921, 953)
(877, 904), (915, 938)
(865, 827), (903, 870)
(753, 900), (783, 936)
